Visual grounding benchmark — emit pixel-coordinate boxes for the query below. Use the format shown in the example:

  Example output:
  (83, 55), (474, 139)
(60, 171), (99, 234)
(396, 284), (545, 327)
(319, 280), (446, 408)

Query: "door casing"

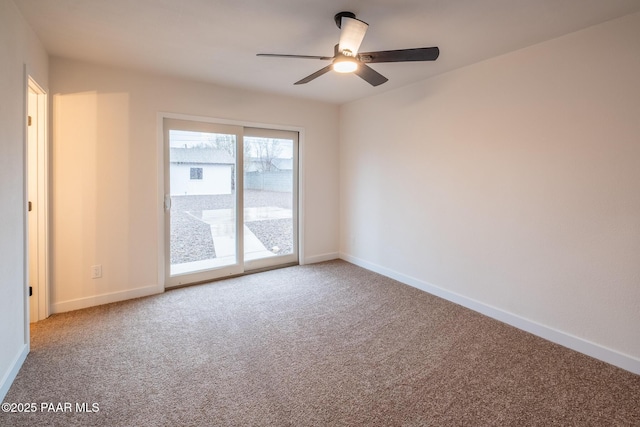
(25, 74), (49, 323)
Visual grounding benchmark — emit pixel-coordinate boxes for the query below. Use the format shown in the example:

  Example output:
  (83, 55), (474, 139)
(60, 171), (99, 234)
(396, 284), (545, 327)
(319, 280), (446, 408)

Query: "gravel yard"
(245, 218), (293, 255)
(170, 190), (293, 264)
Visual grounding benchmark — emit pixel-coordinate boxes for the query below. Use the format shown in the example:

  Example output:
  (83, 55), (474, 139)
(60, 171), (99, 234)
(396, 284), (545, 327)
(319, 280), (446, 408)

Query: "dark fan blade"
(294, 64), (333, 85)
(257, 53), (333, 60)
(353, 63), (388, 87)
(358, 47), (439, 63)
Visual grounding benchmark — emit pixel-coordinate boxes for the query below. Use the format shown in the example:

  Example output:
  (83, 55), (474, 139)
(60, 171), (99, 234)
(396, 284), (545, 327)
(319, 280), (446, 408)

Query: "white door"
(27, 78), (49, 322)
(164, 119), (298, 288)
(27, 87), (39, 322)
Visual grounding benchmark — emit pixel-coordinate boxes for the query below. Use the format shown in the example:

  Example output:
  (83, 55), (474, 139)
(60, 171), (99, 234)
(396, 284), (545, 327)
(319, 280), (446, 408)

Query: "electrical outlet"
(91, 264), (102, 279)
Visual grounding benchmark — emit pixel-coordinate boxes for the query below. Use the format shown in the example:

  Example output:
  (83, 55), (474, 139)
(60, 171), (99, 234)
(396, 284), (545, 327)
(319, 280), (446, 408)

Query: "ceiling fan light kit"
(332, 54), (359, 73)
(257, 11), (439, 87)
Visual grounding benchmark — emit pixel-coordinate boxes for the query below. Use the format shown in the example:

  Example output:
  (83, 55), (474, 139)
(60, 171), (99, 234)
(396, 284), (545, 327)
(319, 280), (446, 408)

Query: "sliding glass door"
(164, 118), (297, 287)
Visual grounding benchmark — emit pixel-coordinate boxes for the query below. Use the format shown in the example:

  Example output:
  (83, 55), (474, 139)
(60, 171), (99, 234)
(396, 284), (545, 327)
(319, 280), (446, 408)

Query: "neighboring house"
(170, 147), (235, 196)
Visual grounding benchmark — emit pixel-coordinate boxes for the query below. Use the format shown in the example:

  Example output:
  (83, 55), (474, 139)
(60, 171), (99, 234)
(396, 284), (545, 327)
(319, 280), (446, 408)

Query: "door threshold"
(165, 261), (299, 291)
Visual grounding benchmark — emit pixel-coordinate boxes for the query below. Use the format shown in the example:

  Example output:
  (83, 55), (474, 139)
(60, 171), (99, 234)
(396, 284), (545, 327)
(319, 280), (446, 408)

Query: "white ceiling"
(14, 0), (640, 104)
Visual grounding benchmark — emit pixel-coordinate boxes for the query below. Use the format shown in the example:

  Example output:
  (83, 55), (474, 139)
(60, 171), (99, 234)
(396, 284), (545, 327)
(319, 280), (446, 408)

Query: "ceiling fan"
(257, 11), (440, 87)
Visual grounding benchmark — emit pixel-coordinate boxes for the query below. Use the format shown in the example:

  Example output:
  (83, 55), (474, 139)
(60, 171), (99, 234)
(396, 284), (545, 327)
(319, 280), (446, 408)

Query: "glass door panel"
(164, 119), (243, 287)
(243, 128), (298, 271)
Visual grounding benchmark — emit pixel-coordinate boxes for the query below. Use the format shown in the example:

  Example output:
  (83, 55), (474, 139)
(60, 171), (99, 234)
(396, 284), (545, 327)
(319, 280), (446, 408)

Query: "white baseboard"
(303, 252), (339, 265)
(51, 284), (164, 314)
(340, 253), (640, 376)
(0, 344), (28, 402)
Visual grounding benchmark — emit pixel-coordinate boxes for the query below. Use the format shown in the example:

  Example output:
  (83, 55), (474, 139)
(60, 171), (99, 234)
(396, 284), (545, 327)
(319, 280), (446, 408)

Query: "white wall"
(170, 164), (232, 196)
(50, 58), (339, 313)
(0, 0), (48, 401)
(340, 12), (640, 373)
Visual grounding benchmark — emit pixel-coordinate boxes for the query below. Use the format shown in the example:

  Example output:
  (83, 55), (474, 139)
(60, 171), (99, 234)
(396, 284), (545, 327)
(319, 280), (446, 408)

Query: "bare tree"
(249, 138), (283, 171)
(199, 135), (286, 174)
(204, 134), (235, 157)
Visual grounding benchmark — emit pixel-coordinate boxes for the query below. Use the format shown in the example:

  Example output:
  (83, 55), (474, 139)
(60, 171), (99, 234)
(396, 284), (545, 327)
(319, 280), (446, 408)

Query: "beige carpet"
(2, 260), (639, 426)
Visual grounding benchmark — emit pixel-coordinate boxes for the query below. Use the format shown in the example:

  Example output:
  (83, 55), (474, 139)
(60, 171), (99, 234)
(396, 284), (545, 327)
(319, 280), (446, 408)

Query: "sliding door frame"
(157, 112), (305, 289)
(243, 127), (299, 272)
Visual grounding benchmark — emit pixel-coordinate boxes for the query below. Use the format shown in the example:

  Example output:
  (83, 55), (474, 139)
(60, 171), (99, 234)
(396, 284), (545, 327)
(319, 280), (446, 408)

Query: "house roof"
(170, 147), (235, 165)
